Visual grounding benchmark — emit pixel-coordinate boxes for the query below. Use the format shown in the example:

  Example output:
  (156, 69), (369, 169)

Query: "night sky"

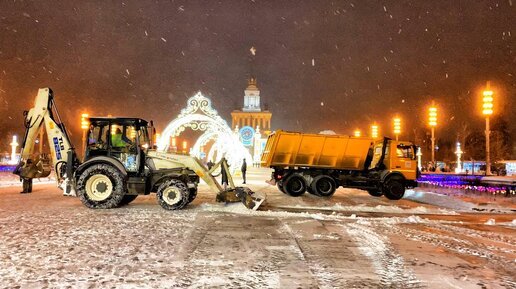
(0, 0), (515, 152)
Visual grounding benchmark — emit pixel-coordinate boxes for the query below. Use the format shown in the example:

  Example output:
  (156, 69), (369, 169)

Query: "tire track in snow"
(282, 222), (350, 289)
(344, 223), (424, 289)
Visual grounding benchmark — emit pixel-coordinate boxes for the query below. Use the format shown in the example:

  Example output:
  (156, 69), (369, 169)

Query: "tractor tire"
(77, 164), (126, 209)
(367, 190), (383, 197)
(156, 179), (190, 210)
(283, 174), (306, 197)
(277, 181), (287, 194)
(188, 187), (198, 204)
(383, 177), (405, 200)
(310, 175), (336, 197)
(119, 195), (138, 206)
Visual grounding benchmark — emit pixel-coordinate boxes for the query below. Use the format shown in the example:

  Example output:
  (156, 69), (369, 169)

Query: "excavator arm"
(13, 88), (78, 195)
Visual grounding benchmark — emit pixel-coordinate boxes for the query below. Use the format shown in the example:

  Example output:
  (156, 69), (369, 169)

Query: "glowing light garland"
(158, 92), (252, 173)
(418, 174), (515, 196)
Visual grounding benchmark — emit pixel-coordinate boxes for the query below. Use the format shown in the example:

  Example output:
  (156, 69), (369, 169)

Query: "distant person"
(241, 158), (247, 184)
(221, 158), (229, 190)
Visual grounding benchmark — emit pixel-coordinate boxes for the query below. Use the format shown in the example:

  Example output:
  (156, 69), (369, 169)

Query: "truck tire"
(383, 177), (405, 200)
(283, 174), (306, 197)
(277, 181), (287, 194)
(367, 190), (383, 197)
(156, 179), (190, 210)
(311, 175), (336, 197)
(307, 185), (317, 195)
(119, 195), (138, 206)
(77, 164), (126, 209)
(188, 187), (197, 204)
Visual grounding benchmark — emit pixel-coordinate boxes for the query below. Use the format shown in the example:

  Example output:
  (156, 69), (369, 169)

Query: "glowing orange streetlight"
(393, 117), (401, 141)
(371, 124), (379, 139)
(80, 113), (89, 158)
(182, 140), (188, 153)
(354, 129), (361, 137)
(428, 103), (437, 166)
(482, 82), (494, 175)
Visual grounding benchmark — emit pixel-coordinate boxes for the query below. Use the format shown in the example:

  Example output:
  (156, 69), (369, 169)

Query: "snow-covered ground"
(0, 168), (515, 288)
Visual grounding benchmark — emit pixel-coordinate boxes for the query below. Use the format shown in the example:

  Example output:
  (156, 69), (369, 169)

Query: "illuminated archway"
(157, 92), (251, 173)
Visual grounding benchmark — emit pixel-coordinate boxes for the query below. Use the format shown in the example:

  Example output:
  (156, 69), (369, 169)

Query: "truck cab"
(85, 117), (150, 174)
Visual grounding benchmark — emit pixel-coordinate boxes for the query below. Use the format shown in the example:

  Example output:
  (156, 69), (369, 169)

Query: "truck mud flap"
(216, 187), (266, 210)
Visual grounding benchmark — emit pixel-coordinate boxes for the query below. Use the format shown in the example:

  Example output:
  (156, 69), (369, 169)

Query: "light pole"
(80, 113), (89, 159)
(455, 142), (463, 173)
(482, 82), (493, 175)
(393, 117), (401, 141)
(416, 147), (422, 171)
(354, 129), (361, 137)
(9, 135), (19, 165)
(182, 140), (188, 154)
(428, 103), (437, 167)
(371, 124), (379, 139)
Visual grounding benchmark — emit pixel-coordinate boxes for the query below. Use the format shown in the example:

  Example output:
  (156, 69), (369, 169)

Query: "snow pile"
(283, 203), (457, 215)
(484, 218), (496, 225)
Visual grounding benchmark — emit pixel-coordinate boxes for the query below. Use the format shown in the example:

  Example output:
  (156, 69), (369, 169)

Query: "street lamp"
(393, 117), (401, 141)
(182, 140), (188, 153)
(354, 129), (361, 137)
(9, 135), (19, 165)
(371, 124), (379, 139)
(482, 82), (493, 175)
(171, 137), (177, 152)
(428, 103), (437, 167)
(416, 147), (422, 171)
(80, 113), (89, 158)
(455, 142), (463, 173)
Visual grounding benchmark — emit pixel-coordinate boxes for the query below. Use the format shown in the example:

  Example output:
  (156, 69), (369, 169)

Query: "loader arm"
(13, 88), (77, 194)
(147, 151), (265, 209)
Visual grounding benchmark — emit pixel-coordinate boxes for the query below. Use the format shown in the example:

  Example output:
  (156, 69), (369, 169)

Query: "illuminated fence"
(0, 165), (16, 172)
(417, 174), (515, 196)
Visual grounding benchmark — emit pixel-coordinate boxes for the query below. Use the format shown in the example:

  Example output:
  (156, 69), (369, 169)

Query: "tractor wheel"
(383, 177), (405, 200)
(77, 164), (126, 209)
(156, 179), (190, 210)
(310, 175), (336, 197)
(188, 187), (198, 204)
(119, 195), (138, 206)
(367, 190), (383, 197)
(277, 181), (287, 194)
(283, 174), (306, 197)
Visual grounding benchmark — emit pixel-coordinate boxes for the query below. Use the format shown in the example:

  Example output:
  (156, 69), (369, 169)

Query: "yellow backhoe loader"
(13, 88), (265, 210)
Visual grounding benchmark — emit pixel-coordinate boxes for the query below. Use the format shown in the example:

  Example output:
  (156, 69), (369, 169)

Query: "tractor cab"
(85, 117), (150, 174)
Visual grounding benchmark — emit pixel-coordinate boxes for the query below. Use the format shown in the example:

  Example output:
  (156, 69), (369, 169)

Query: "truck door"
(389, 142), (417, 180)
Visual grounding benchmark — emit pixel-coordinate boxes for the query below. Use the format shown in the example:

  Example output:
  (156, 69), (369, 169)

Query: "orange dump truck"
(261, 130), (418, 200)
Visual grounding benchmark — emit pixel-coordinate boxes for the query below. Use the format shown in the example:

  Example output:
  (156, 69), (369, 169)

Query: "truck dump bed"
(261, 130), (374, 170)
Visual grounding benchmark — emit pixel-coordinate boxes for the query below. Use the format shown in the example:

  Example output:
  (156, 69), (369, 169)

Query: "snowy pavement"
(0, 168), (515, 288)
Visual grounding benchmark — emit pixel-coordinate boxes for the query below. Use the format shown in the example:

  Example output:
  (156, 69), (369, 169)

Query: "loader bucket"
(216, 187), (266, 210)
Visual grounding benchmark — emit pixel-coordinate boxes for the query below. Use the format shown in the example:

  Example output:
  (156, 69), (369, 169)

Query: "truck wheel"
(307, 185), (317, 195)
(277, 181), (287, 194)
(383, 178), (405, 200)
(283, 174), (306, 197)
(156, 179), (190, 210)
(77, 164), (126, 209)
(367, 190), (383, 197)
(188, 187), (197, 204)
(311, 175), (336, 197)
(119, 195), (138, 206)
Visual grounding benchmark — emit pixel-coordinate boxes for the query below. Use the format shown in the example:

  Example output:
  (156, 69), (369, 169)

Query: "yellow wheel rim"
(85, 174), (113, 201)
